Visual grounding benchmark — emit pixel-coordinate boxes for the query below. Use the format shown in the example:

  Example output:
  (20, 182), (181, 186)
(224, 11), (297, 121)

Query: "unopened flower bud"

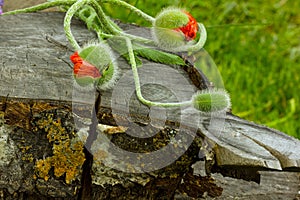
(152, 7), (199, 52)
(70, 51), (101, 87)
(192, 89), (231, 114)
(70, 42), (118, 90)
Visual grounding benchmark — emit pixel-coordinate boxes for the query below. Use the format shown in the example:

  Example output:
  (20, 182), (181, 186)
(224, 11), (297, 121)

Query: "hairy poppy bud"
(152, 7), (199, 52)
(70, 42), (119, 90)
(192, 89), (231, 114)
(70, 51), (102, 87)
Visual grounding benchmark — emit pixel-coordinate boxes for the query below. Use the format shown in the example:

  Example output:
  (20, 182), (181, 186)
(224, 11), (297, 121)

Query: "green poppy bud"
(192, 89), (231, 114)
(70, 51), (101, 87)
(71, 42), (119, 90)
(152, 7), (199, 52)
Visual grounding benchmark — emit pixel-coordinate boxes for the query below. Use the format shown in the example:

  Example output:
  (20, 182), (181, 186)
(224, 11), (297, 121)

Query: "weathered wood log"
(0, 12), (300, 200)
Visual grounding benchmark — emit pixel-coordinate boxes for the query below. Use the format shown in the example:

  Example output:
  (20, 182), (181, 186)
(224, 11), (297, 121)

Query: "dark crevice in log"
(282, 167), (300, 172)
(78, 92), (101, 199)
(211, 165), (263, 183)
(78, 148), (93, 200)
(86, 92), (101, 151)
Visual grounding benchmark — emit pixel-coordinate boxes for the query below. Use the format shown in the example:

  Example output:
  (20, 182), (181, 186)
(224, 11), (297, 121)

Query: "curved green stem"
(64, 0), (89, 50)
(90, 0), (121, 35)
(2, 0), (75, 15)
(75, 4), (104, 41)
(125, 37), (192, 108)
(91, 1), (155, 44)
(101, 0), (155, 23)
(187, 23), (207, 52)
(121, 32), (155, 44)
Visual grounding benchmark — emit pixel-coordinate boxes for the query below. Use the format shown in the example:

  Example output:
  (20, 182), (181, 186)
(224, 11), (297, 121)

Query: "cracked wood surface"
(0, 12), (300, 199)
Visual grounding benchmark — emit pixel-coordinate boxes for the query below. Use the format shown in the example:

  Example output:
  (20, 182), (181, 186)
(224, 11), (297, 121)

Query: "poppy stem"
(64, 0), (89, 50)
(2, 0), (74, 16)
(125, 37), (192, 108)
(90, 0), (121, 35)
(91, 1), (154, 44)
(187, 23), (207, 52)
(101, 0), (155, 23)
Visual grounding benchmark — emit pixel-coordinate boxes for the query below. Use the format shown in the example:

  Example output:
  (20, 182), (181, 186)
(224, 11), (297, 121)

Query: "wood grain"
(0, 12), (299, 199)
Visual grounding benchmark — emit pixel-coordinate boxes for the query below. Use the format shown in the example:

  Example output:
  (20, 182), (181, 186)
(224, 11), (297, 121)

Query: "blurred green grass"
(104, 0), (300, 138)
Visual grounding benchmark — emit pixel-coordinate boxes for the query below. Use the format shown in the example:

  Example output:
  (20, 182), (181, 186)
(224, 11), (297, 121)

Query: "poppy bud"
(70, 51), (102, 87)
(192, 89), (231, 114)
(70, 42), (119, 90)
(152, 7), (199, 52)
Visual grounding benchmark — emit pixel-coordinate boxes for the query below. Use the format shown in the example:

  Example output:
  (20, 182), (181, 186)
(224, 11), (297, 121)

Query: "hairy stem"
(90, 0), (121, 35)
(121, 32), (155, 44)
(2, 0), (75, 15)
(125, 37), (192, 108)
(64, 0), (89, 50)
(187, 23), (207, 52)
(92, 1), (154, 44)
(101, 0), (155, 23)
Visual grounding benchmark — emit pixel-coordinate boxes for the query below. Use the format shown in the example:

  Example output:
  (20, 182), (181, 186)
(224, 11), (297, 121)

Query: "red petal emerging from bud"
(175, 11), (198, 41)
(70, 51), (82, 64)
(70, 52), (101, 79)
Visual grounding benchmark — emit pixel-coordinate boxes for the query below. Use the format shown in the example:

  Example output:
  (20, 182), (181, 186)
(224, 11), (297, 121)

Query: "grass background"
(4, 0), (300, 138)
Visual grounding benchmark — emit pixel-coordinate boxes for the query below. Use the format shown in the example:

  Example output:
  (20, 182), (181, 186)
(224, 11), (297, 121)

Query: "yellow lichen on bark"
(34, 113), (85, 184)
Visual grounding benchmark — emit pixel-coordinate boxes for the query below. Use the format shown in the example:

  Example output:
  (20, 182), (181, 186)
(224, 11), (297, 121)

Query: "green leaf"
(108, 38), (186, 66)
(134, 45), (186, 66)
(121, 52), (143, 67)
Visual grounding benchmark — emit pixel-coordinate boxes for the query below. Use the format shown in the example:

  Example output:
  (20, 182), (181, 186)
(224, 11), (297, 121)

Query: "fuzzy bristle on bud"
(192, 89), (231, 114)
(78, 42), (113, 71)
(152, 7), (199, 52)
(75, 42), (119, 90)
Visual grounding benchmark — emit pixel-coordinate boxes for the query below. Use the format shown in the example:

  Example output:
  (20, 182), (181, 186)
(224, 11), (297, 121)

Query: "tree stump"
(0, 12), (299, 200)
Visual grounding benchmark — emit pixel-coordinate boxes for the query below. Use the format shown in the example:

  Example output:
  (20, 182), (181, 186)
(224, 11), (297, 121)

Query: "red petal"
(73, 63), (81, 74)
(70, 52), (82, 64)
(70, 52), (101, 79)
(76, 60), (101, 78)
(177, 11), (198, 41)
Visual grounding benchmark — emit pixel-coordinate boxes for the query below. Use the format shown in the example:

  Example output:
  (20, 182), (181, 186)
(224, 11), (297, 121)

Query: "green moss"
(34, 113), (85, 184)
